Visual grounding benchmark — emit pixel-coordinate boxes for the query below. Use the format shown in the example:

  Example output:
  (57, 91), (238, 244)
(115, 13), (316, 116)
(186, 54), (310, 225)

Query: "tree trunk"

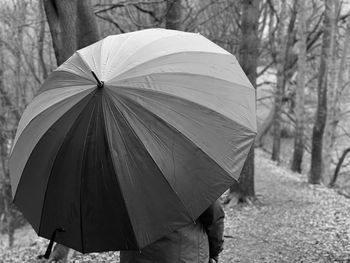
(291, 0), (307, 173)
(43, 0), (99, 66)
(76, 0), (100, 49)
(42, 0), (100, 260)
(255, 1), (278, 149)
(271, 0), (287, 163)
(272, 0), (297, 163)
(4, 183), (15, 248)
(166, 0), (183, 30)
(309, 0), (333, 184)
(324, 0), (345, 180)
(329, 147), (350, 187)
(43, 0), (78, 66)
(0, 20), (16, 250)
(38, 0), (48, 80)
(255, 104), (275, 148)
(228, 0), (259, 204)
(13, 1), (28, 111)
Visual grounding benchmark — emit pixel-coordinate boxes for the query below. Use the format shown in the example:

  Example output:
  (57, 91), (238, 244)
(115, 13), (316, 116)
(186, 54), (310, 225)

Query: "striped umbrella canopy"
(9, 28), (256, 253)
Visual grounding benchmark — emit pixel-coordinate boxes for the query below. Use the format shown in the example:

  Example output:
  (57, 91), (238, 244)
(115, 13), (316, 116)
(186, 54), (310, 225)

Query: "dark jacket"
(120, 200), (224, 263)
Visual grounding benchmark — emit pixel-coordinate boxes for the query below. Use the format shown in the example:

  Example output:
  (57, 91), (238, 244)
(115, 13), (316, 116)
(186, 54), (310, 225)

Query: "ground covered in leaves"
(1, 149), (350, 262)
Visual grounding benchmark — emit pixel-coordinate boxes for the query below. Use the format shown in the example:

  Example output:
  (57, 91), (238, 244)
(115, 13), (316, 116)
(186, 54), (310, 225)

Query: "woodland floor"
(1, 149), (350, 262)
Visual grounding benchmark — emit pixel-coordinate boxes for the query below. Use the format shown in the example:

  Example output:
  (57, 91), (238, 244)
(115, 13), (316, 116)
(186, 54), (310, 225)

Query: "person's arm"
(198, 200), (225, 262)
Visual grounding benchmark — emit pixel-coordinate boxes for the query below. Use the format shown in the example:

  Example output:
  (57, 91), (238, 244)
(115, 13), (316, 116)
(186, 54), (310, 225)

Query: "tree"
(38, 0), (49, 80)
(271, 0), (298, 163)
(256, 0), (326, 149)
(43, 0), (100, 66)
(291, 0), (307, 173)
(228, 0), (259, 204)
(309, 0), (334, 184)
(0, 30), (17, 248)
(255, 0), (278, 149)
(271, 0), (287, 163)
(0, 0), (37, 248)
(323, 0), (345, 180)
(329, 147), (350, 187)
(325, 9), (350, 184)
(190, 0), (242, 55)
(41, 0), (100, 260)
(166, 0), (183, 30)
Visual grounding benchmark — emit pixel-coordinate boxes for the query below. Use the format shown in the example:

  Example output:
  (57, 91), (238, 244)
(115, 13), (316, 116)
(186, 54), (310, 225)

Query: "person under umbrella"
(120, 200), (225, 263)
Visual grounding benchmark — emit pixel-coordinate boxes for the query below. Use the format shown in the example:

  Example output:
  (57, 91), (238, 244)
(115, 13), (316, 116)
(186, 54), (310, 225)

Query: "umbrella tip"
(91, 71), (104, 89)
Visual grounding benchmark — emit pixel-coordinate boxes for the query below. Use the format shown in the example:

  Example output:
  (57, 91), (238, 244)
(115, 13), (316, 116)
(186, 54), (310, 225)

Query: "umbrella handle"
(37, 227), (66, 259)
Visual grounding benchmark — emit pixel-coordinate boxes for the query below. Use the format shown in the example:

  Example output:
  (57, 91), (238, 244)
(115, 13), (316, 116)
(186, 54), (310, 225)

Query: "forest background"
(0, 0), (350, 262)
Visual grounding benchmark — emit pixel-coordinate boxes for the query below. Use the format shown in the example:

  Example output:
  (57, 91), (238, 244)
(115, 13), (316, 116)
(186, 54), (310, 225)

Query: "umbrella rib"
(55, 51), (104, 87)
(11, 88), (95, 156)
(108, 51), (232, 82)
(108, 89), (253, 182)
(53, 69), (96, 86)
(37, 91), (97, 246)
(104, 94), (197, 223)
(102, 97), (144, 248)
(11, 90), (95, 202)
(104, 32), (186, 80)
(109, 75), (252, 98)
(41, 70), (96, 90)
(107, 82), (256, 132)
(107, 93), (217, 222)
(100, 34), (133, 76)
(77, 99), (98, 253)
(110, 86), (256, 135)
(110, 70), (253, 93)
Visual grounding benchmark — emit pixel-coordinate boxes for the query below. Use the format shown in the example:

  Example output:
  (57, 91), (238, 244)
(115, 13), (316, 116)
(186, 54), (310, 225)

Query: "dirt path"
(220, 149), (350, 263)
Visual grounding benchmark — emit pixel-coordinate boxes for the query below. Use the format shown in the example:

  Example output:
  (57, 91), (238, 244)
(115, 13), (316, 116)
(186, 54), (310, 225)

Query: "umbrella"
(9, 28), (256, 254)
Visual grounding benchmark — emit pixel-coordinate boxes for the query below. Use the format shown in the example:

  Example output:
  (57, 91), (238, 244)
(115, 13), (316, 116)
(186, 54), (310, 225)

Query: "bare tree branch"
(95, 12), (126, 33)
(94, 0), (165, 15)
